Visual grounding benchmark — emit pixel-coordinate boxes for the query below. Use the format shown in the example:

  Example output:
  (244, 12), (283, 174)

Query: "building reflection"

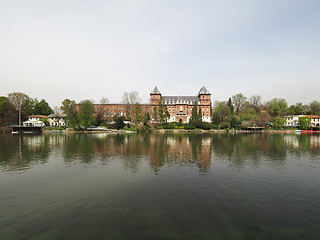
(1, 133), (319, 173)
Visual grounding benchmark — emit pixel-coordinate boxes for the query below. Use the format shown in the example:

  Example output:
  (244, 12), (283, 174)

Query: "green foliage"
(273, 117), (285, 129)
(77, 100), (95, 130)
(308, 100), (320, 115)
(158, 101), (169, 123)
(230, 116), (241, 129)
(41, 117), (49, 126)
(287, 103), (306, 115)
(212, 101), (231, 125)
(34, 99), (53, 115)
(114, 116), (126, 130)
(61, 99), (76, 114)
(299, 116), (311, 130)
(178, 119), (183, 126)
(197, 107), (202, 121)
(0, 96), (17, 126)
(266, 98), (288, 117)
(232, 93), (247, 114)
(220, 121), (230, 129)
(227, 97), (234, 114)
(190, 102), (198, 122)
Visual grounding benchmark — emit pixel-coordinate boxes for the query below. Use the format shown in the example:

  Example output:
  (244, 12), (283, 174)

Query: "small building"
(23, 115), (46, 127)
(48, 113), (66, 127)
(284, 115), (320, 127)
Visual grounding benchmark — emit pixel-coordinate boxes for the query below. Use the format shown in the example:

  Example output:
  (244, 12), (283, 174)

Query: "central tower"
(150, 86), (162, 105)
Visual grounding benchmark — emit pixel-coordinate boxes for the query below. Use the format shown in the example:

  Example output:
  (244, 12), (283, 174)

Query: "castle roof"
(151, 86), (161, 95)
(162, 96), (199, 105)
(198, 86), (210, 95)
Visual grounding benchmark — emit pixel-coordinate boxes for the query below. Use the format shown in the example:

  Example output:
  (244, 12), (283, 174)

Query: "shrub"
(220, 121), (230, 129)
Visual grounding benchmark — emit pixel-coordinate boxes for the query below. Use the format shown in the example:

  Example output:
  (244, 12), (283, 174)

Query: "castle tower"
(150, 86), (162, 105)
(198, 86), (211, 105)
(198, 86), (211, 122)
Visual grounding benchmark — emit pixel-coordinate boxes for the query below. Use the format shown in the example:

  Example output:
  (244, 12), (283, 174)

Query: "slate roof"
(198, 86), (210, 95)
(162, 96), (199, 105)
(150, 86), (161, 95)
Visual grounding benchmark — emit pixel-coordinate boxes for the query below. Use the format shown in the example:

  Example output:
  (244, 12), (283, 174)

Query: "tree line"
(212, 93), (320, 129)
(0, 92), (53, 126)
(1, 91), (320, 130)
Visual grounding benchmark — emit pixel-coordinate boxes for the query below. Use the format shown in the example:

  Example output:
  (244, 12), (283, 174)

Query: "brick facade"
(75, 87), (212, 123)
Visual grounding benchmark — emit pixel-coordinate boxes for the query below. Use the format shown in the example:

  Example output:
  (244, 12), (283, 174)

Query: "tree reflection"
(1, 133), (319, 173)
(0, 134), (51, 172)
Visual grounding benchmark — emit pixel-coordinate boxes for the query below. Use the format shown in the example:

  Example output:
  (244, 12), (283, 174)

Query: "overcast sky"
(1, 0), (319, 108)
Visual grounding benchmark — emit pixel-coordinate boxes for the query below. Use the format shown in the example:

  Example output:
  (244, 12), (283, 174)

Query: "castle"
(150, 86), (211, 123)
(77, 86), (212, 123)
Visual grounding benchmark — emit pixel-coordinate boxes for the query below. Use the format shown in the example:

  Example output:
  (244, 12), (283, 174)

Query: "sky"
(1, 0), (319, 109)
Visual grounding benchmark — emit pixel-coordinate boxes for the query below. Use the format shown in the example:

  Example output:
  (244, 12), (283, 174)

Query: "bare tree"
(54, 106), (62, 114)
(122, 91), (141, 121)
(249, 95), (262, 112)
(7, 92), (29, 126)
(100, 97), (109, 104)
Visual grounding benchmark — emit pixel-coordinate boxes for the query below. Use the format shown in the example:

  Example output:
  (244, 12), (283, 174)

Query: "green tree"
(34, 99), (53, 115)
(212, 101), (231, 125)
(232, 93), (247, 114)
(65, 101), (79, 128)
(299, 116), (311, 130)
(158, 101), (169, 123)
(0, 97), (17, 126)
(308, 101), (320, 115)
(114, 116), (125, 130)
(287, 103), (305, 115)
(273, 117), (285, 129)
(61, 99), (76, 114)
(190, 102), (198, 122)
(197, 107), (202, 121)
(77, 100), (95, 129)
(227, 97), (234, 114)
(266, 98), (288, 117)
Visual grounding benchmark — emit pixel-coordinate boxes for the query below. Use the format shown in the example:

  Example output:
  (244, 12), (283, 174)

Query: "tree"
(227, 97), (234, 114)
(266, 98), (288, 117)
(273, 117), (285, 129)
(153, 106), (159, 123)
(287, 102), (308, 115)
(249, 95), (262, 113)
(77, 100), (95, 129)
(65, 100), (79, 128)
(212, 101), (231, 125)
(158, 101), (169, 123)
(100, 97), (109, 104)
(190, 102), (198, 122)
(34, 99), (53, 115)
(299, 116), (311, 130)
(257, 112), (271, 127)
(122, 91), (141, 121)
(143, 112), (150, 126)
(114, 116), (125, 130)
(22, 97), (37, 118)
(7, 92), (29, 126)
(60, 99), (76, 114)
(132, 104), (143, 124)
(232, 93), (247, 114)
(308, 101), (320, 115)
(0, 96), (17, 126)
(197, 107), (202, 121)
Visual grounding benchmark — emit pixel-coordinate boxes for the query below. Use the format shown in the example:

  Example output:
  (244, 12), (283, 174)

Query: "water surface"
(0, 133), (320, 240)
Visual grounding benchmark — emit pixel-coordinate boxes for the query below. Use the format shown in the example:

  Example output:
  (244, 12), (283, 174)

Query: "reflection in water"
(0, 133), (320, 173)
(1, 133), (320, 240)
